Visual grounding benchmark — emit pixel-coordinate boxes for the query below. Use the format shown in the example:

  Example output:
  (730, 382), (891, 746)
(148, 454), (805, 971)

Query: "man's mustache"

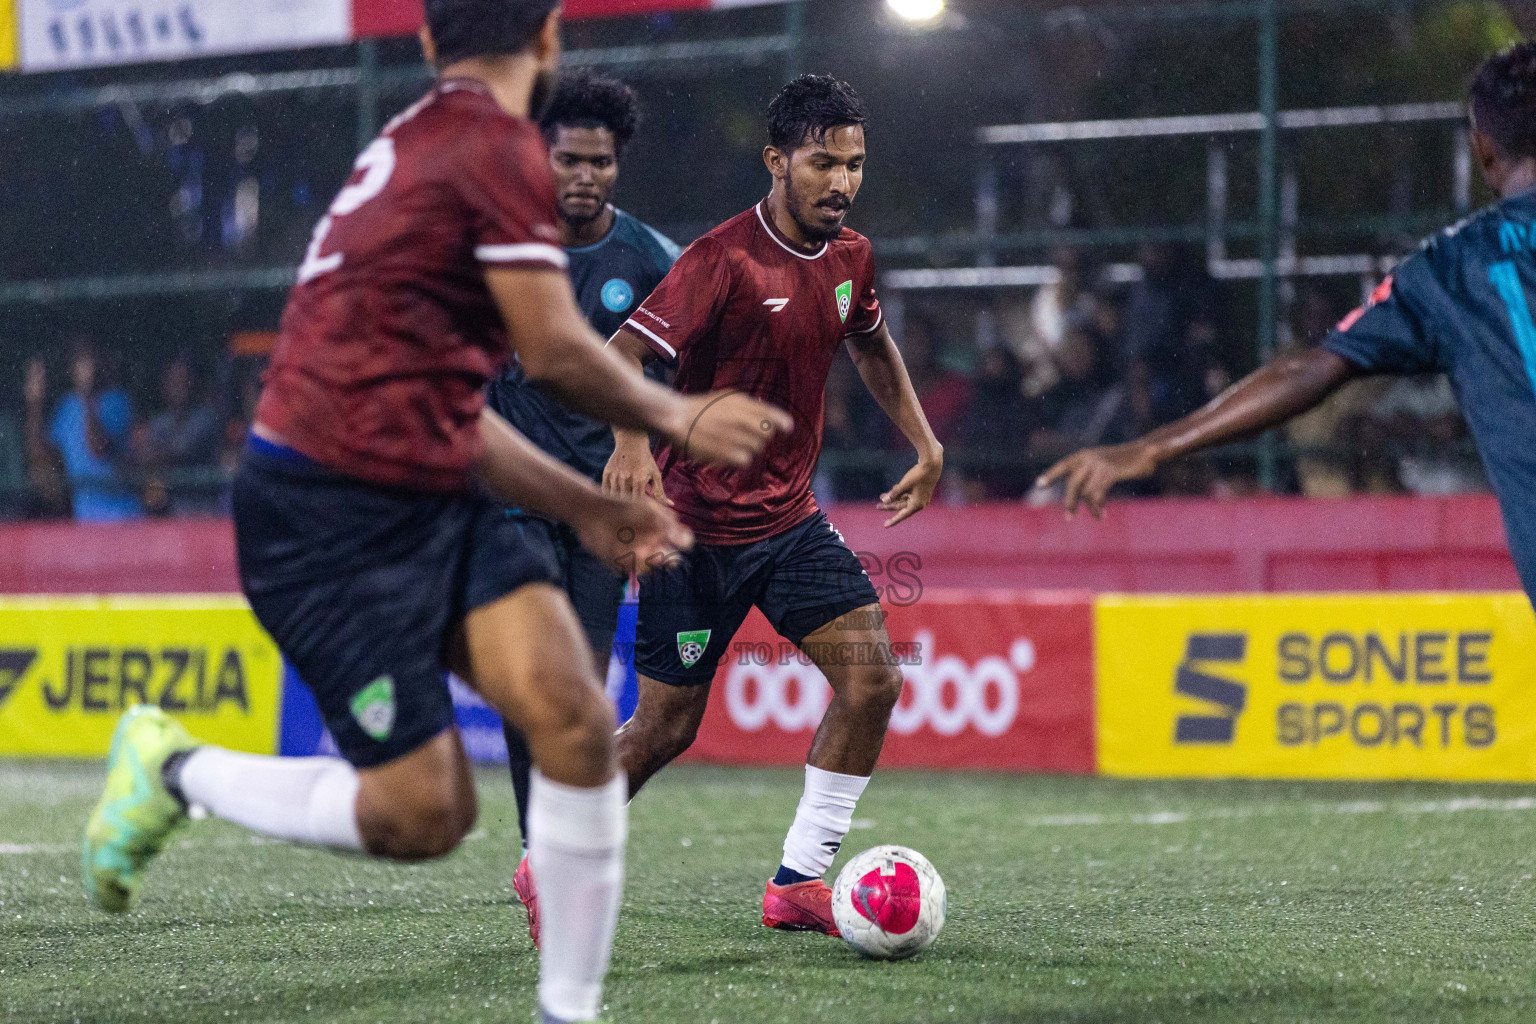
(816, 196), (851, 212)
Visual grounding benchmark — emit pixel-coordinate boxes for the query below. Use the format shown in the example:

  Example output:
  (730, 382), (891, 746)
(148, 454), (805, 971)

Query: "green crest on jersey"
(676, 630), (712, 669)
(351, 676), (396, 741)
(836, 280), (854, 323)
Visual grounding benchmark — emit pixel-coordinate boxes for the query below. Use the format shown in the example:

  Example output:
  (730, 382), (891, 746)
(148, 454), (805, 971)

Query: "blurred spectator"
(1028, 309), (1136, 464)
(213, 352), (273, 511)
(897, 315), (971, 447)
(1371, 375), (1486, 495)
(1122, 244), (1221, 427)
(814, 352), (888, 504)
(143, 354), (223, 515)
(1283, 286), (1396, 496)
(955, 346), (1033, 499)
(38, 341), (142, 521)
(20, 358), (71, 519)
(1001, 248), (1095, 399)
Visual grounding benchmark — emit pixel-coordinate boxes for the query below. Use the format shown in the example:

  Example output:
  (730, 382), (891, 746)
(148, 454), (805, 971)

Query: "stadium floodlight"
(886, 0), (945, 24)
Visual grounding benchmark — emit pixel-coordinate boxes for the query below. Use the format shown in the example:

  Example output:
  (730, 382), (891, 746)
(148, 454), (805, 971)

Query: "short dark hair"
(766, 74), (869, 153)
(540, 71), (642, 155)
(1471, 42), (1536, 160)
(424, 0), (558, 67)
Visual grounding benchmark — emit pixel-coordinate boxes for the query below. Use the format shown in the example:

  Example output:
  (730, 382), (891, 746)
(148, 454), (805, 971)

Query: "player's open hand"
(604, 430), (672, 505)
(878, 455), (942, 528)
(1036, 441), (1159, 519)
(671, 391), (792, 469)
(576, 491), (694, 578)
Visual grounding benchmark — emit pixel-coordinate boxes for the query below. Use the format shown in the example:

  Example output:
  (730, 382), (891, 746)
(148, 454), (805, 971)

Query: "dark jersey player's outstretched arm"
(1038, 347), (1360, 518)
(844, 321), (944, 526)
(488, 267), (791, 470)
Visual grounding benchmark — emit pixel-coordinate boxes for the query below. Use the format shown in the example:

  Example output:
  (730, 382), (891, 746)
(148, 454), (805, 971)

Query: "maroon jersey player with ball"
(603, 75), (944, 937)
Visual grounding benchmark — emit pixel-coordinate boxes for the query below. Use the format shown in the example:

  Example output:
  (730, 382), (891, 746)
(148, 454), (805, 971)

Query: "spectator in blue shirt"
(46, 341), (142, 521)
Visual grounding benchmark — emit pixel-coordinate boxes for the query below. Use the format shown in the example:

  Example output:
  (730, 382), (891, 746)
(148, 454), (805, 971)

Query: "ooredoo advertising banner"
(18, 0), (350, 71)
(683, 593), (1098, 773)
(0, 596), (282, 756)
(1096, 593), (1536, 781)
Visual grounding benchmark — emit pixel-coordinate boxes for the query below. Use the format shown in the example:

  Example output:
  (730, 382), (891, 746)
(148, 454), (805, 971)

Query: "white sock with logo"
(780, 765), (870, 879)
(176, 747), (364, 851)
(528, 770), (627, 1024)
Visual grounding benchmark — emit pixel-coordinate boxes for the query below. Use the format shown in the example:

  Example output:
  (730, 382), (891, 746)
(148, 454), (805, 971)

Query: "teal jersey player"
(1041, 42), (1536, 618)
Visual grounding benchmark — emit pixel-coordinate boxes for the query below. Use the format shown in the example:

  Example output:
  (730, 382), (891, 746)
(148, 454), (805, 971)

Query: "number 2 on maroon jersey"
(297, 138), (398, 285)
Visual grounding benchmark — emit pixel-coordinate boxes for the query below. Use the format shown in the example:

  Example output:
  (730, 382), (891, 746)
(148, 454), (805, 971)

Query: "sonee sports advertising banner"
(0, 596), (282, 757)
(1096, 594), (1536, 781)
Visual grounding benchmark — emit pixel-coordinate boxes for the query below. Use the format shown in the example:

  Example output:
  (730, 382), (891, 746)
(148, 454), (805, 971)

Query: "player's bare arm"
(1039, 347), (1360, 519)
(478, 407), (691, 574)
(489, 268), (791, 471)
(600, 327), (670, 501)
(845, 321), (944, 527)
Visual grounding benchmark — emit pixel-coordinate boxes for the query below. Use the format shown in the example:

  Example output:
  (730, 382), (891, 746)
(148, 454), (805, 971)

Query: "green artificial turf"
(6, 761), (1536, 1023)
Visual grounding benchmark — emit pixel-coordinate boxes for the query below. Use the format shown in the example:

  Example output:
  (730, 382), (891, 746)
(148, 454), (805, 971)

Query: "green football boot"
(82, 705), (198, 913)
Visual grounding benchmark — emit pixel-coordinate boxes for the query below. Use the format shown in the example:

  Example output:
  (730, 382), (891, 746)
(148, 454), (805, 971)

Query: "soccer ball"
(831, 845), (946, 959)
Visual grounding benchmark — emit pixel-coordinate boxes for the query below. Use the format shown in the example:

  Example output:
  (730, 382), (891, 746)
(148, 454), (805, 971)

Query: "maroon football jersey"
(625, 200), (882, 544)
(257, 79), (566, 492)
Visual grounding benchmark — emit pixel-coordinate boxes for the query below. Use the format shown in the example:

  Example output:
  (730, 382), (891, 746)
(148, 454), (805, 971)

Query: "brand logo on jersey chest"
(601, 279), (635, 313)
(763, 298), (790, 313)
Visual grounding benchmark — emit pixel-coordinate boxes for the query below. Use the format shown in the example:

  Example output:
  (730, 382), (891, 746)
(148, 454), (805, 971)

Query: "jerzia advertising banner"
(1096, 594), (1536, 781)
(0, 597), (281, 756)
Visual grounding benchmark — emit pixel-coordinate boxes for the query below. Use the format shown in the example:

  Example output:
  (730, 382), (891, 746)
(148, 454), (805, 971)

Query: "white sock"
(178, 747), (363, 851)
(780, 765), (870, 879)
(528, 770), (627, 1024)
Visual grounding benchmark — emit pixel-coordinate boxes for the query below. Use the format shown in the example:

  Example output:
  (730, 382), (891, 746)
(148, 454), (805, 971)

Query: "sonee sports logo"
(1173, 633), (1248, 744)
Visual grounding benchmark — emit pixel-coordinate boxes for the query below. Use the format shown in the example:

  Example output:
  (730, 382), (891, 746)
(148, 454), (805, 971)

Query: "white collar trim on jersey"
(755, 201), (828, 261)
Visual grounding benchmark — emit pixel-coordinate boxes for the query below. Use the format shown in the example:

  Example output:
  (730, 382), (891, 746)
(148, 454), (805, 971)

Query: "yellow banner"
(0, 0), (14, 70)
(1096, 593), (1536, 781)
(0, 597), (281, 757)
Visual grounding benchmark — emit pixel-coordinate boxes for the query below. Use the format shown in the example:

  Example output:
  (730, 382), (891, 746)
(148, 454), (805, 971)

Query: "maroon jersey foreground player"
(79, 3), (786, 1023)
(604, 75), (943, 937)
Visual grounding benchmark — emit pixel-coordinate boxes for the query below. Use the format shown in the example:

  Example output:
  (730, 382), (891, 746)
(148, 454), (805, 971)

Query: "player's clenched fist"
(668, 390), (793, 468)
(1037, 441), (1159, 520)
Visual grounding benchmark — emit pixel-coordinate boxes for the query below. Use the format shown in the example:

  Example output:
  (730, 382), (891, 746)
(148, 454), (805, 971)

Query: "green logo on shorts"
(835, 280), (853, 323)
(677, 630), (712, 670)
(351, 676), (396, 741)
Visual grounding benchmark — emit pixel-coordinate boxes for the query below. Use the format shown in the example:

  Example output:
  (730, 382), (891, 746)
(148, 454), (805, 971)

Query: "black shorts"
(510, 514), (626, 664)
(233, 440), (559, 768)
(634, 509), (879, 686)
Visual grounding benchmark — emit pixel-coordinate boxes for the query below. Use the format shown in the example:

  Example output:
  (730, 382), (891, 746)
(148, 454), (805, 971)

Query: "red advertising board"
(681, 590), (1096, 773)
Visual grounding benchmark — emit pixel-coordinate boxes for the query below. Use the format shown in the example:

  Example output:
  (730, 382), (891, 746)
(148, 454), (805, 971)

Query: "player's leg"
(83, 449), (481, 912)
(617, 543), (755, 798)
(502, 515), (568, 857)
(615, 673), (712, 796)
(759, 512), (901, 935)
(503, 520), (626, 946)
(506, 522), (625, 843)
(454, 582), (625, 1024)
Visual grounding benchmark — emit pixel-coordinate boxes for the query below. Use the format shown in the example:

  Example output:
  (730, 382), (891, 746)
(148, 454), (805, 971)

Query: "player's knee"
(363, 788), (477, 862)
(535, 680), (617, 766)
(847, 663), (904, 714)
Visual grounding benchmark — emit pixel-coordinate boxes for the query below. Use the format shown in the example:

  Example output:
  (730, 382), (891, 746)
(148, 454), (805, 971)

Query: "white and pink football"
(831, 845), (946, 959)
